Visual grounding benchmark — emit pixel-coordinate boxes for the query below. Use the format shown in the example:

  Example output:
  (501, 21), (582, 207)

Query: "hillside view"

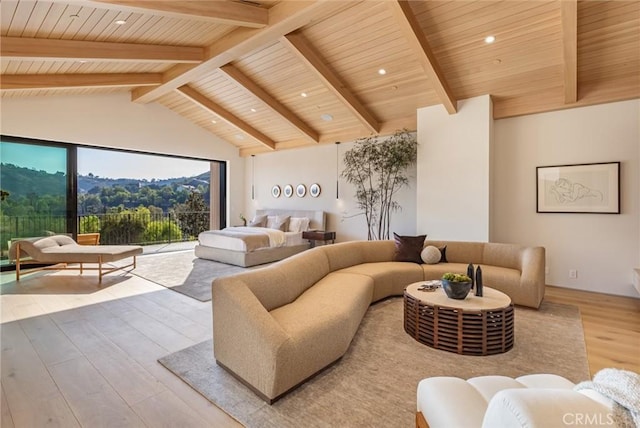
(0, 163), (210, 215)
(77, 170), (210, 214)
(1, 163), (211, 247)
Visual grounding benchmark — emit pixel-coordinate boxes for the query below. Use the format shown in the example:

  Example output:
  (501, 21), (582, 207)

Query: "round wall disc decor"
(309, 183), (321, 198)
(271, 185), (281, 198)
(296, 184), (307, 197)
(283, 184), (293, 198)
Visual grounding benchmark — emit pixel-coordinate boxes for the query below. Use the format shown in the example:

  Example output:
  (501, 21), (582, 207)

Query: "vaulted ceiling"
(1, 1), (639, 156)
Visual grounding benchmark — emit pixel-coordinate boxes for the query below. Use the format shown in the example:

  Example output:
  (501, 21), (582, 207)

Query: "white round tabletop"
(405, 281), (512, 311)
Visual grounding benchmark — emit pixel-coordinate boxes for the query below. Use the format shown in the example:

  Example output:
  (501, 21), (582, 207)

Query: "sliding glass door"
(0, 138), (75, 265)
(77, 147), (212, 245)
(1, 135), (226, 268)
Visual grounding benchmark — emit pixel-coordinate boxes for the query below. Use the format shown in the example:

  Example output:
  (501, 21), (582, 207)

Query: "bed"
(194, 209), (326, 267)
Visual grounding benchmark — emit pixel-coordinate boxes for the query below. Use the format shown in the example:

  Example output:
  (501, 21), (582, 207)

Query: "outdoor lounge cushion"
(10, 235), (143, 263)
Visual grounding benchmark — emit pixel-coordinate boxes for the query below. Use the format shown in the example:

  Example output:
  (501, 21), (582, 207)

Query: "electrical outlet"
(569, 269), (577, 279)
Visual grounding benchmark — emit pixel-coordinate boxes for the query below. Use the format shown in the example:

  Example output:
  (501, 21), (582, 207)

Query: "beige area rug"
(158, 298), (589, 428)
(129, 251), (267, 301)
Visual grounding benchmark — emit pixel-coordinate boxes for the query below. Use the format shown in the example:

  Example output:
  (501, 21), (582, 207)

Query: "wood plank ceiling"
(1, 0), (638, 156)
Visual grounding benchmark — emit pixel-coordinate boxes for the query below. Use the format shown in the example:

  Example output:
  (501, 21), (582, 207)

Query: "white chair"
(416, 374), (615, 428)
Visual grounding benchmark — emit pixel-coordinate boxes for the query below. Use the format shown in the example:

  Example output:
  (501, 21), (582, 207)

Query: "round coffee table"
(403, 281), (514, 356)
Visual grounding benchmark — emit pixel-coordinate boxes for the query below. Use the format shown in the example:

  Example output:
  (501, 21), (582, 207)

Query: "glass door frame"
(1, 134), (226, 272)
(1, 134), (78, 239)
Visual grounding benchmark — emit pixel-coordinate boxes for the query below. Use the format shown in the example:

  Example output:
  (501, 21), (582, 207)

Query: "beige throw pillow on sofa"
(421, 246), (442, 264)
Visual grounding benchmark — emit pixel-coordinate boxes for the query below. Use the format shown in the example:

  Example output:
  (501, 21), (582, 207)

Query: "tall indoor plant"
(341, 129), (417, 240)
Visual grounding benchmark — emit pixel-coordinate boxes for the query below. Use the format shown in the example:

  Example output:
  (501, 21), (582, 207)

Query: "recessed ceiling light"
(235, 134), (245, 140)
(211, 119), (217, 124)
(321, 114), (333, 122)
(484, 35), (496, 44)
(378, 68), (387, 75)
(114, 20), (127, 25)
(77, 60), (88, 63)
(250, 108), (257, 113)
(301, 92), (308, 98)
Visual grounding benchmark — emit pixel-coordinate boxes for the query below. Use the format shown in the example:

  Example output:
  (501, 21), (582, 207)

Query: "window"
(0, 137), (74, 266)
(1, 135), (226, 268)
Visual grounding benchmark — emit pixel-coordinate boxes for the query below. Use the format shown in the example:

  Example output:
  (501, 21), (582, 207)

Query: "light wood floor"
(1, 269), (242, 428)
(1, 270), (638, 427)
(544, 285), (640, 375)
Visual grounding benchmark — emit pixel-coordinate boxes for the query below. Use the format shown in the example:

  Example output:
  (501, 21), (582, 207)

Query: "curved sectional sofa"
(211, 239), (545, 403)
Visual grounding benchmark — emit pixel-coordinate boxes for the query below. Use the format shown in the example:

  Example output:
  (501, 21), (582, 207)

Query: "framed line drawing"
(536, 162), (620, 214)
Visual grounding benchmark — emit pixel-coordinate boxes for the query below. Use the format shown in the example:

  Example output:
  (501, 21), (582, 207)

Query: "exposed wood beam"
(561, 0), (578, 103)
(0, 73), (162, 90)
(0, 37), (203, 63)
(91, 0), (268, 28)
(281, 32), (381, 134)
(388, 1), (457, 114)
(219, 64), (320, 143)
(239, 117), (417, 157)
(176, 85), (276, 151)
(131, 1), (356, 104)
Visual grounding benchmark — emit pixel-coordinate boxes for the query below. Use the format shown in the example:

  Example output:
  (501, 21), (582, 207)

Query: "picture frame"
(296, 184), (307, 198)
(271, 185), (281, 198)
(309, 183), (321, 198)
(536, 162), (620, 214)
(283, 184), (293, 198)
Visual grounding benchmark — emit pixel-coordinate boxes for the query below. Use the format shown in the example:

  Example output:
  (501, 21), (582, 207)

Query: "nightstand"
(302, 230), (336, 248)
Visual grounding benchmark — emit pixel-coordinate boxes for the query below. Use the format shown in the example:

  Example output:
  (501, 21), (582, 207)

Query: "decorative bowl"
(441, 279), (472, 299)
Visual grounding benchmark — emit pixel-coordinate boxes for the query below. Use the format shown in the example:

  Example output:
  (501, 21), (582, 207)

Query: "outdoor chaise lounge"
(9, 235), (143, 283)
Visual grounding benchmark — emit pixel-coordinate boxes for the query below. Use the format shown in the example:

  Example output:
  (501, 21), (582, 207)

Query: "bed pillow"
(393, 233), (427, 264)
(267, 215), (290, 231)
(249, 214), (267, 227)
(288, 217), (310, 233)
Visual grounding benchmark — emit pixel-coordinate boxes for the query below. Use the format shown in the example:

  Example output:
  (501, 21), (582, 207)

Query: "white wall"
(492, 99), (640, 297)
(0, 93), (244, 225)
(416, 95), (493, 241)
(244, 139), (417, 241)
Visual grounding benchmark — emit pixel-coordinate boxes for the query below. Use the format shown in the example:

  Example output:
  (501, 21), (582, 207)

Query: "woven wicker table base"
(404, 283), (514, 356)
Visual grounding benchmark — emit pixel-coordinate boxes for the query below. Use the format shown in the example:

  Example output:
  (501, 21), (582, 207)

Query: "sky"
(0, 141), (209, 180)
(77, 148), (209, 180)
(1, 142), (67, 174)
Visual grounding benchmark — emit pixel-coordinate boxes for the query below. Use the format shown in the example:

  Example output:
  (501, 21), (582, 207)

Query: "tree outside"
(143, 220), (182, 243)
(79, 215), (100, 233)
(174, 191), (210, 239)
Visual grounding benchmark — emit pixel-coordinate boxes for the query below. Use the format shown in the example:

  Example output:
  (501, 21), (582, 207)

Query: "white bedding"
(198, 227), (303, 252)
